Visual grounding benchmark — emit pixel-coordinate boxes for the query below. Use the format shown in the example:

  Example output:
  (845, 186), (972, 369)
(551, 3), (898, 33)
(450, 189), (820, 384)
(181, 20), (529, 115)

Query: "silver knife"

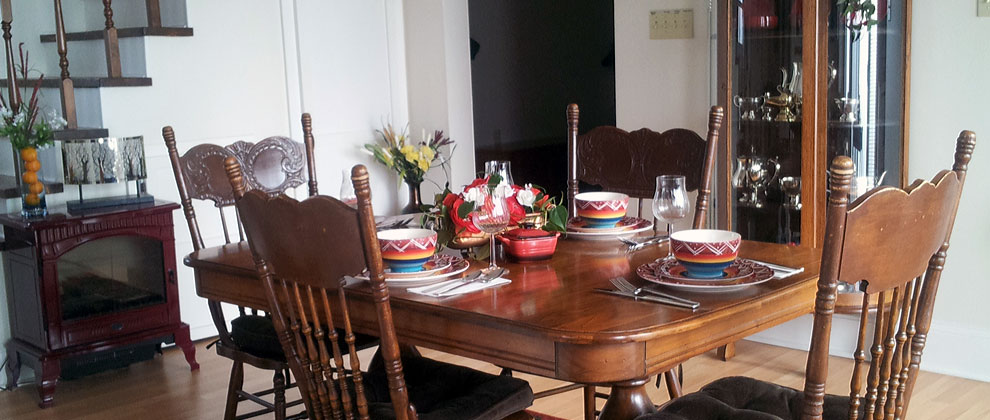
(594, 288), (699, 310)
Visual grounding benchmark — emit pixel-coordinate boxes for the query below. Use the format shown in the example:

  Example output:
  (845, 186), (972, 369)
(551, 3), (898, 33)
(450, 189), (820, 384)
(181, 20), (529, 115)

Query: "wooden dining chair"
(224, 160), (535, 420)
(636, 131), (976, 420)
(567, 104), (724, 228)
(563, 103), (723, 416)
(164, 114), (375, 420)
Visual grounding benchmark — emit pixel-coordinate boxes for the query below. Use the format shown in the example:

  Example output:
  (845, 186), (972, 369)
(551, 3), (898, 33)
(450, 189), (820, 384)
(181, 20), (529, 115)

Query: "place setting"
(634, 229), (804, 292)
(565, 192), (654, 240)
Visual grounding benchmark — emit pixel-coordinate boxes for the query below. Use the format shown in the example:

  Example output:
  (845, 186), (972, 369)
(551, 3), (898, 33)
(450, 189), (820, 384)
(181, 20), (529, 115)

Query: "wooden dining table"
(187, 237), (821, 420)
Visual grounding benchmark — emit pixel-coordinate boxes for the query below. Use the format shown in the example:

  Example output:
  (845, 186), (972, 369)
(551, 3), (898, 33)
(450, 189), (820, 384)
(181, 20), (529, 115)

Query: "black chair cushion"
(636, 376), (862, 420)
(362, 353), (534, 420)
(230, 315), (379, 361)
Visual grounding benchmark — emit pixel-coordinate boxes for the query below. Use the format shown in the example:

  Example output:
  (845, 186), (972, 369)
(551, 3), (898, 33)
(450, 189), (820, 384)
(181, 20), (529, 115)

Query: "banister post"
(102, 0), (122, 77)
(1, 0), (19, 109)
(53, 0), (77, 128)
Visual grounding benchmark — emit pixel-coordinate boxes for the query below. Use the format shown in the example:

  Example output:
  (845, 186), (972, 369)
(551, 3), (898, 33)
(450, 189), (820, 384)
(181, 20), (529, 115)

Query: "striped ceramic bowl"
(377, 228), (438, 273)
(574, 192), (629, 228)
(670, 229), (742, 279)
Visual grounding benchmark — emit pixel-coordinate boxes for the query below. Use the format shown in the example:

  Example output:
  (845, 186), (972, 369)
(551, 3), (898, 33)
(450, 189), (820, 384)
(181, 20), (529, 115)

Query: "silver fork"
(427, 268), (505, 297)
(610, 277), (700, 309)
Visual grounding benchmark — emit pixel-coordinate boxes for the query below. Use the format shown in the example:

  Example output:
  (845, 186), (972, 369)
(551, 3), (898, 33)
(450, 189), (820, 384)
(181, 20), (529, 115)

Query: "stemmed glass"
(653, 175), (689, 259)
(472, 186), (512, 274)
(484, 160), (514, 187)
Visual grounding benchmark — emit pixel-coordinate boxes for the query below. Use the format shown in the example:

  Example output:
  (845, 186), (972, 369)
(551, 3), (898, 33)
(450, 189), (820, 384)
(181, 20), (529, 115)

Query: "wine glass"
(339, 169), (357, 207)
(472, 186), (512, 274)
(653, 175), (689, 259)
(484, 160), (514, 187)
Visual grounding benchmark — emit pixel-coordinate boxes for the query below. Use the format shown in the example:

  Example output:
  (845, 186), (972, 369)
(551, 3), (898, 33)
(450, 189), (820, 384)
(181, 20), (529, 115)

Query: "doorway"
(469, 1), (616, 198)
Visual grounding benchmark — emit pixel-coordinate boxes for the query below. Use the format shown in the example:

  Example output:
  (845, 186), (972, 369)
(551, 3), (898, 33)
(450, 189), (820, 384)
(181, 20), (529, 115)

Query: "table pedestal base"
(598, 378), (657, 420)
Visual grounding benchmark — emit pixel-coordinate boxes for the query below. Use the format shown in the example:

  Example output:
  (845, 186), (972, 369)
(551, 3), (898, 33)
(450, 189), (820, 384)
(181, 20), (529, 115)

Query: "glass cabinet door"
(724, 0), (806, 244)
(715, 0), (908, 246)
(827, 1), (906, 200)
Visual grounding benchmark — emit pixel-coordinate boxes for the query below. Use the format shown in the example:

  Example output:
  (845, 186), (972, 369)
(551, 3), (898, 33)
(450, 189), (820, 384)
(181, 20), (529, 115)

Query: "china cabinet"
(715, 0), (910, 248)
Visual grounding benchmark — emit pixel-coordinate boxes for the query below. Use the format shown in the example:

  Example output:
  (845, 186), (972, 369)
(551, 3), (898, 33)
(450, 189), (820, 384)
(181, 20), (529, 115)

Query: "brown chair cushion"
(363, 353), (534, 420)
(230, 314), (378, 361)
(636, 376), (862, 420)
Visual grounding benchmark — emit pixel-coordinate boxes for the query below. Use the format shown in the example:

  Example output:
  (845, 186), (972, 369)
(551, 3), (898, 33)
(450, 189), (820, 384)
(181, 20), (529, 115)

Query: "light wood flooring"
(1, 339), (987, 419)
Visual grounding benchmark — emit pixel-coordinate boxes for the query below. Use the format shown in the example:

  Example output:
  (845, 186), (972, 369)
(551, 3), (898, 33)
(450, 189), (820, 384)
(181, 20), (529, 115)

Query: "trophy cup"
(732, 96), (765, 121)
(732, 156), (752, 205)
(835, 98), (860, 123)
(744, 156), (780, 208)
(780, 176), (802, 210)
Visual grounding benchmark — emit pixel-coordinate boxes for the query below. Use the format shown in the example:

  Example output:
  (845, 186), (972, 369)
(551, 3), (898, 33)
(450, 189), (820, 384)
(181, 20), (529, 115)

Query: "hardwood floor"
(1, 339), (987, 419)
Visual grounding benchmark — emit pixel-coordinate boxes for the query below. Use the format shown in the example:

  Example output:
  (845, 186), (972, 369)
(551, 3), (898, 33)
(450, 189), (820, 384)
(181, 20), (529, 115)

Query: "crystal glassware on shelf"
(472, 186), (512, 275)
(484, 160), (514, 187)
(339, 169), (357, 207)
(653, 175), (689, 260)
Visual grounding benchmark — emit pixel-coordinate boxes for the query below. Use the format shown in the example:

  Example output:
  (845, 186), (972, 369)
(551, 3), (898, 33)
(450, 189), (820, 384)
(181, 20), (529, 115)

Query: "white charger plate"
(565, 217), (654, 241)
(356, 254), (470, 287)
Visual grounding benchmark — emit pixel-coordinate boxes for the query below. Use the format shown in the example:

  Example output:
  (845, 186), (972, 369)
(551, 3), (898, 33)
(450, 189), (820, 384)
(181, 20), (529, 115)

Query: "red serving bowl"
(498, 228), (561, 261)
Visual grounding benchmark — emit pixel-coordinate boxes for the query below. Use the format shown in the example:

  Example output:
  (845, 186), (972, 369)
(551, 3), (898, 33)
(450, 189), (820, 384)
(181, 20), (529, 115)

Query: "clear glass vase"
(15, 148), (48, 218)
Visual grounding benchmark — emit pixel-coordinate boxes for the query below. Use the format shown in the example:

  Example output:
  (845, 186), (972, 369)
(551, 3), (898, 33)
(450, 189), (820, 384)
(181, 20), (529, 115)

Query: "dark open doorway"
(468, 1), (615, 198)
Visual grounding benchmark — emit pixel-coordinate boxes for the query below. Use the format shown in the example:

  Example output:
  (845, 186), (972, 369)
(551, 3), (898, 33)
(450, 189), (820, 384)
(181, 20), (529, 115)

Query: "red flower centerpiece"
(428, 176), (567, 250)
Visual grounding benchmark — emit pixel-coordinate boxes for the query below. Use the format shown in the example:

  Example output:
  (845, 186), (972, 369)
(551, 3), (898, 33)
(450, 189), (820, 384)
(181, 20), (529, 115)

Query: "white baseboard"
(745, 315), (990, 383)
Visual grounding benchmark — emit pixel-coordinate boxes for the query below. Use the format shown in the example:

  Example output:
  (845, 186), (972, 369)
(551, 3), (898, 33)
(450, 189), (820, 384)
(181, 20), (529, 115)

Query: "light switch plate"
(650, 9), (694, 40)
(979, 0), (990, 17)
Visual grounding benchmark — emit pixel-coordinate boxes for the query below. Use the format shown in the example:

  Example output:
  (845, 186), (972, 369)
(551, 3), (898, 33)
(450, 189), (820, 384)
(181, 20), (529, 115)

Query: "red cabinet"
(2, 200), (198, 408)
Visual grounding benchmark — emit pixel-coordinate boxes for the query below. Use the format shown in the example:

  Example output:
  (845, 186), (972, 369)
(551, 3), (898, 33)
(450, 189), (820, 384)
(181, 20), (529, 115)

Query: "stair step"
(40, 26), (193, 42)
(0, 77), (151, 88)
(55, 127), (110, 140)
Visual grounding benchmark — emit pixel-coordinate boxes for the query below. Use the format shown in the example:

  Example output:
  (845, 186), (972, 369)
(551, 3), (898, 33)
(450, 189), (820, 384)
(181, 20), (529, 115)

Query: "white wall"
(0, 0), (416, 387)
(615, 0), (712, 137)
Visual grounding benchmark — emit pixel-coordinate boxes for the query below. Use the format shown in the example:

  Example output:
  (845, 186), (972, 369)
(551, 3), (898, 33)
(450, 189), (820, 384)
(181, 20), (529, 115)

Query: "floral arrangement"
(0, 44), (66, 210)
(429, 175), (568, 247)
(364, 123), (453, 185)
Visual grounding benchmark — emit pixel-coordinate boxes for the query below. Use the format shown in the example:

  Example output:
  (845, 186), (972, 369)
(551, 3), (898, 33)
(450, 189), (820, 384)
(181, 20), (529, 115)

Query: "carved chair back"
(163, 114), (318, 345)
(800, 131), (976, 420)
(566, 104), (724, 228)
(226, 160), (416, 420)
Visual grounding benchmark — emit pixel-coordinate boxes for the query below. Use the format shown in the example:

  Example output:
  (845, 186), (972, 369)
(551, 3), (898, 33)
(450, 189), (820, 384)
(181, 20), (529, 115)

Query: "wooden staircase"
(0, 0), (192, 198)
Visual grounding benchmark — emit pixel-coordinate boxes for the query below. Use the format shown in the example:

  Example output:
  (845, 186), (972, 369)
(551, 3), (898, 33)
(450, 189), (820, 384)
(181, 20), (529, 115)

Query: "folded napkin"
(408, 277), (512, 298)
(770, 265), (804, 280)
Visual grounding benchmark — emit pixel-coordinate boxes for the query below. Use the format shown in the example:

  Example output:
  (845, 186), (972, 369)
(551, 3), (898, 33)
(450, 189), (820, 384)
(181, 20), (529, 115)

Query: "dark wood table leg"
(37, 356), (60, 408)
(598, 378), (656, 420)
(175, 323), (200, 370)
(4, 344), (20, 389)
(584, 385), (597, 420)
(663, 368), (683, 399)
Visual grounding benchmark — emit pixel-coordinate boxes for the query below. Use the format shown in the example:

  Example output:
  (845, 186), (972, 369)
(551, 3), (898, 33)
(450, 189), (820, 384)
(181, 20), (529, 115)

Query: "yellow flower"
(418, 158), (430, 172)
(400, 145), (417, 163)
(420, 146), (436, 162)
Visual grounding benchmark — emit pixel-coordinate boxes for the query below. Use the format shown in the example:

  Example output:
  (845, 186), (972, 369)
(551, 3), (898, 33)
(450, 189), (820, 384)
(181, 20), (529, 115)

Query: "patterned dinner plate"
(636, 258), (774, 292)
(565, 217), (653, 240)
(356, 254), (469, 287)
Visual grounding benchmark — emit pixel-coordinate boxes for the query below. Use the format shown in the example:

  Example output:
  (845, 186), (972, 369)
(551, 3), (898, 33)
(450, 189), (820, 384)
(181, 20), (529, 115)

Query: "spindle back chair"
(799, 132), (975, 420)
(227, 161), (414, 419)
(163, 113), (318, 420)
(640, 131), (976, 420)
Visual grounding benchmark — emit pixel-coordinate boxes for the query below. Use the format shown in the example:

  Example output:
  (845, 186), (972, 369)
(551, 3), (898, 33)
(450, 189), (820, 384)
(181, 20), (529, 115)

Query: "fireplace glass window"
(58, 236), (166, 321)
